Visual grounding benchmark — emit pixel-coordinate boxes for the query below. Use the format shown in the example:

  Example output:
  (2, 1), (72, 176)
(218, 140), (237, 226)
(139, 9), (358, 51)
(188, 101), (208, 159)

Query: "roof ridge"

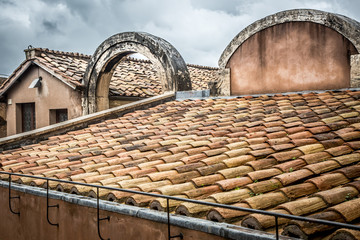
(26, 48), (218, 70)
(125, 56), (152, 64)
(28, 48), (91, 59)
(125, 56), (218, 70)
(186, 63), (219, 70)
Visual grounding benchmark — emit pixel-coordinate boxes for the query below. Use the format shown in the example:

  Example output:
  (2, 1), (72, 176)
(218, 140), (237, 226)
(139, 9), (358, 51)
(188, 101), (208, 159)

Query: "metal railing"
(1, 171), (360, 240)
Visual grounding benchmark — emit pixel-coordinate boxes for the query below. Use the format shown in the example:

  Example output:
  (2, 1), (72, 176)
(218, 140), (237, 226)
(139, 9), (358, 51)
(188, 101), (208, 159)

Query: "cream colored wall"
(6, 65), (82, 135)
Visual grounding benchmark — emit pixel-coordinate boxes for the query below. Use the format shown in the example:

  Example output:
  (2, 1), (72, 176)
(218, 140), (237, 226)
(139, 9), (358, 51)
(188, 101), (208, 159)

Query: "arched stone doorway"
(82, 32), (192, 114)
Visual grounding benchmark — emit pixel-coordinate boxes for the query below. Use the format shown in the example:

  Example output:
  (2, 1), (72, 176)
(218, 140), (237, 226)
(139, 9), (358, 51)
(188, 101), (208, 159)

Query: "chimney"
(24, 46), (40, 60)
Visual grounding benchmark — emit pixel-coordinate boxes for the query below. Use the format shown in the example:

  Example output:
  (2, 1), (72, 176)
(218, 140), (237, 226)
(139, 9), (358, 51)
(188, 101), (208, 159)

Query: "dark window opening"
(56, 109), (68, 123)
(21, 103), (35, 132)
(50, 109), (68, 125)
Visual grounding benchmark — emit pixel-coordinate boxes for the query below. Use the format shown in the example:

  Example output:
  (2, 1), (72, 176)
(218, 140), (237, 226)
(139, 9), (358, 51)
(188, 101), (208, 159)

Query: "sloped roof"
(1, 90), (360, 238)
(0, 76), (7, 85)
(0, 48), (218, 98)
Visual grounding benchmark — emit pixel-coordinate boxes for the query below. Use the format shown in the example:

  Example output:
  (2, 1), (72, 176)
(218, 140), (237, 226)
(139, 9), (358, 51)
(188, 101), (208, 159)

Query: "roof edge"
(219, 9), (360, 68)
(0, 61), (33, 97)
(0, 92), (175, 150)
(24, 48), (91, 60)
(177, 88), (360, 101)
(125, 56), (218, 70)
(0, 180), (279, 240)
(23, 48), (217, 70)
(0, 60), (78, 97)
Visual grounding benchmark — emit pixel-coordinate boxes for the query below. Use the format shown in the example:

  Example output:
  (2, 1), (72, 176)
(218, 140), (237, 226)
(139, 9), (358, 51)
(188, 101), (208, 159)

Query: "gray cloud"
(42, 20), (60, 33)
(1, 0), (360, 75)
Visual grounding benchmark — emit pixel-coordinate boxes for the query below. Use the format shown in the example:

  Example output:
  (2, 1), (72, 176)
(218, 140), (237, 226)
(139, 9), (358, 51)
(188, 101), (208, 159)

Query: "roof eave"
(0, 60), (80, 97)
(0, 61), (33, 97)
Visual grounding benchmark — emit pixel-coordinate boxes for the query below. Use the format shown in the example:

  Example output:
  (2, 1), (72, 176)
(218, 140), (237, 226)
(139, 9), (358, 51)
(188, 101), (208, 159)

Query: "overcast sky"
(1, 0), (360, 75)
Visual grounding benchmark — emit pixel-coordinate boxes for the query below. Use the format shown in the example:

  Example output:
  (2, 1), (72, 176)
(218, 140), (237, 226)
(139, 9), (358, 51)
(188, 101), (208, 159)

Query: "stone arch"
(219, 9), (360, 68)
(82, 32), (192, 114)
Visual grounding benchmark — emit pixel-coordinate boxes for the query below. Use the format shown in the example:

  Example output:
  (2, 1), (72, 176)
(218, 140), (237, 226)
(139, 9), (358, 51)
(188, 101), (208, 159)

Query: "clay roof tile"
(3, 90), (360, 237)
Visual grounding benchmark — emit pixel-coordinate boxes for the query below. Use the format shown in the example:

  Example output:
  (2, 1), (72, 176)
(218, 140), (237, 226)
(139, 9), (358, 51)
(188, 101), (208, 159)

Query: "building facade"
(0, 48), (218, 136)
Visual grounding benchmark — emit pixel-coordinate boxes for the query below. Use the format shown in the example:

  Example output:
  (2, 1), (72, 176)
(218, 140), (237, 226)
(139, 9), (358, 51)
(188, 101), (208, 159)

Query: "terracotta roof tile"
(307, 173), (350, 191)
(277, 197), (327, 215)
(244, 192), (288, 209)
(197, 163), (226, 176)
(216, 177), (253, 191)
(305, 160), (341, 174)
(3, 90), (360, 237)
(246, 158), (277, 171)
(328, 198), (360, 222)
(271, 150), (303, 162)
(275, 169), (314, 186)
(247, 168), (282, 181)
(273, 159), (306, 172)
(279, 182), (318, 200)
(333, 164), (360, 178)
(191, 174), (225, 187)
(326, 145), (353, 156)
(209, 189), (250, 204)
(166, 171), (200, 184)
(183, 185), (222, 199)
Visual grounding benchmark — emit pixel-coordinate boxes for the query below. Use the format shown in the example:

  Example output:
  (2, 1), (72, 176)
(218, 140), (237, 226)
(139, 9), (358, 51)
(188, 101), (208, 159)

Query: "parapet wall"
(0, 181), (277, 240)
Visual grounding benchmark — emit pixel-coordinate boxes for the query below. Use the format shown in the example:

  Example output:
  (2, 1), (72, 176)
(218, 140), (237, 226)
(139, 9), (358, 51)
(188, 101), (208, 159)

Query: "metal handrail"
(1, 171), (360, 239)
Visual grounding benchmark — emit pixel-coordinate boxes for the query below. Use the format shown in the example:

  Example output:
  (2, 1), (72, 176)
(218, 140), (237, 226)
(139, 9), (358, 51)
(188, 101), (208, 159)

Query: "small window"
(56, 109), (68, 123)
(50, 109), (68, 124)
(21, 103), (35, 132)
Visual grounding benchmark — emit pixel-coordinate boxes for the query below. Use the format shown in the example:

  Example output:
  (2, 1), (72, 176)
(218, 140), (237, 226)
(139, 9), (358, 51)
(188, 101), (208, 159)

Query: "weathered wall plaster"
(227, 21), (356, 95)
(218, 9), (360, 96)
(82, 32), (192, 114)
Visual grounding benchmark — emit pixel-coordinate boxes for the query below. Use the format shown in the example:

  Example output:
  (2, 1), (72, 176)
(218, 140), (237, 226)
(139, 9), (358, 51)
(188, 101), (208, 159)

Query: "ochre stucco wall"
(0, 187), (227, 240)
(6, 65), (82, 136)
(227, 22), (357, 95)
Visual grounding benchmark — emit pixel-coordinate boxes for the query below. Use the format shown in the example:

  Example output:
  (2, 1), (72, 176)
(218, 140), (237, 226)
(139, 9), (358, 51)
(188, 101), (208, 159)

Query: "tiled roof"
(0, 48), (219, 98)
(2, 90), (360, 238)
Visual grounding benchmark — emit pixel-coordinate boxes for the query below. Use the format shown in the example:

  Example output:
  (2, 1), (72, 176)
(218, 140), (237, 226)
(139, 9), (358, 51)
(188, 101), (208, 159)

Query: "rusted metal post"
(97, 187), (110, 240)
(8, 175), (20, 216)
(46, 179), (59, 227)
